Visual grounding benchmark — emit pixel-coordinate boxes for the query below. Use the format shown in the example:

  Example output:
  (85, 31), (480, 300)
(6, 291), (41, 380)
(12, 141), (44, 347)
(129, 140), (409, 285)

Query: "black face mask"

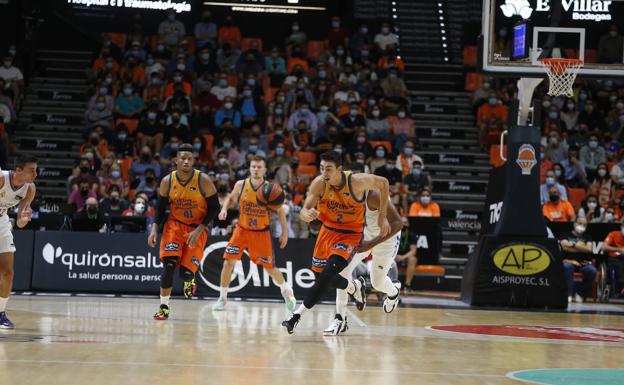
(146, 176), (155, 183)
(292, 162), (299, 169)
(80, 189), (89, 196)
(110, 197), (120, 204)
(141, 153), (151, 161)
(90, 138), (99, 146)
(217, 186), (228, 194)
(549, 194), (560, 202)
(80, 166), (90, 174)
(86, 206), (98, 215)
(172, 116), (181, 123)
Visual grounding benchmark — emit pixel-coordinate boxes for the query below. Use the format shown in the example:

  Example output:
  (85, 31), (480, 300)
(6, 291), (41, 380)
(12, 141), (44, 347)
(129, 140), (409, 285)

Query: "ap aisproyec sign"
(66, 0), (193, 13)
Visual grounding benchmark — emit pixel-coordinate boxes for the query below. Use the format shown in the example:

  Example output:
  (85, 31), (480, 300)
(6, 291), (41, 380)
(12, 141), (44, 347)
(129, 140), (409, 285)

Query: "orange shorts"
(160, 220), (208, 273)
(223, 226), (275, 269)
(311, 225), (363, 272)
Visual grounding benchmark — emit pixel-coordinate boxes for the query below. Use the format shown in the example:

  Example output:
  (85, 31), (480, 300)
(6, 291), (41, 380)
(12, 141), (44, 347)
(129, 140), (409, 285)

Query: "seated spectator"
(339, 102), (366, 142)
(211, 73), (237, 101)
(137, 107), (165, 152)
(560, 99), (579, 131)
(471, 80), (491, 107)
(324, 16), (349, 50)
(285, 21), (307, 52)
(135, 168), (159, 204)
(214, 96), (242, 130)
(559, 217), (596, 302)
(160, 134), (181, 161)
(68, 179), (98, 213)
(540, 169), (568, 205)
(131, 146), (162, 184)
(122, 193), (154, 228)
(552, 162), (566, 186)
(395, 216), (418, 290)
(72, 197), (107, 232)
(114, 84), (144, 118)
(287, 102), (318, 132)
(374, 22), (398, 51)
(370, 145), (388, 173)
(195, 48), (219, 79)
(403, 160), (431, 206)
(366, 105), (391, 141)
(158, 10), (186, 49)
(100, 164), (129, 199)
(265, 47), (287, 87)
(0, 54), (23, 104)
(217, 15), (241, 48)
(165, 109), (193, 142)
(241, 135), (267, 159)
(85, 95), (113, 131)
(379, 68), (408, 109)
(346, 131), (373, 163)
(216, 43), (241, 74)
(578, 100), (606, 131)
(540, 145), (553, 183)
(111, 124), (134, 158)
(350, 23), (373, 56)
(579, 134), (606, 180)
(238, 85), (264, 128)
(163, 87), (192, 116)
(267, 142), (290, 177)
(588, 162), (615, 207)
(194, 10), (217, 50)
(542, 186), (576, 222)
(544, 131), (568, 165)
(70, 157), (100, 191)
(602, 218), (624, 297)
(578, 194), (605, 223)
(560, 145), (587, 188)
(123, 40), (147, 63)
(598, 24), (624, 64)
(477, 93), (508, 150)
(100, 186), (129, 216)
(408, 188), (440, 217)
(119, 56), (145, 88)
(391, 107), (416, 152)
(145, 54), (165, 79)
(395, 141), (424, 177)
(610, 153), (624, 187)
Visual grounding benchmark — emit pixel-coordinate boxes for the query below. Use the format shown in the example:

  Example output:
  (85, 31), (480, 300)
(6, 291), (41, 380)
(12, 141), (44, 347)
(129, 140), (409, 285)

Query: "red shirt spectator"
(324, 17), (349, 49)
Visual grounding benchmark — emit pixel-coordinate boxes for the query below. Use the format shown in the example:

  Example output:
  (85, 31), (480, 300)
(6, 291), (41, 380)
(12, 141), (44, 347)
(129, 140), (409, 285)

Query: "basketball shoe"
(0, 312), (14, 329)
(383, 282), (401, 314)
(281, 289), (297, 312)
(153, 304), (170, 320)
(212, 298), (226, 311)
(281, 313), (301, 334)
(349, 277), (367, 311)
(323, 314), (348, 336)
(183, 278), (197, 299)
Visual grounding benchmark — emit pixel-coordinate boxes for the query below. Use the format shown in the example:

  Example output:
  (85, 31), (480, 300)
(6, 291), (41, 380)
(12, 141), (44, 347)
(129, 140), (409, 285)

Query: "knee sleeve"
(303, 256), (348, 308)
(179, 266), (195, 282)
(161, 258), (177, 289)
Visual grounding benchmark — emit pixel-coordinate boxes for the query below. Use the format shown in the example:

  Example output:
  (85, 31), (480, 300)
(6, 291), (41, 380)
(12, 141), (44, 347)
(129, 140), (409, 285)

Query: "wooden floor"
(1, 296), (623, 385)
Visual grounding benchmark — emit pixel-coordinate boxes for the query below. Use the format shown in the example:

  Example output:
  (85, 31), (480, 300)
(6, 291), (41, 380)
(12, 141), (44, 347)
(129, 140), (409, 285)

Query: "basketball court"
(1, 295), (623, 385)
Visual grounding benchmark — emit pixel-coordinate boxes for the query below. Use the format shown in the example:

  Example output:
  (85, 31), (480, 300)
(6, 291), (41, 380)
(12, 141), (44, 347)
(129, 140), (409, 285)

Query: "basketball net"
(540, 58), (583, 97)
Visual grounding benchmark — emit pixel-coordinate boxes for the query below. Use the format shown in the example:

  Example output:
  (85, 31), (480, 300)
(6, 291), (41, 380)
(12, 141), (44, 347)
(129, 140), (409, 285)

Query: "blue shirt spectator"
(131, 146), (162, 183)
(214, 98), (242, 128)
(287, 104), (318, 132)
(194, 11), (218, 49)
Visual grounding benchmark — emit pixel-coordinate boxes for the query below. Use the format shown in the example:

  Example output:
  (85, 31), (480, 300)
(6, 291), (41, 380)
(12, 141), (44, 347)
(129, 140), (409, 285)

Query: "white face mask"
(605, 213), (614, 221)
(587, 202), (597, 210)
(574, 225), (586, 234)
(134, 202), (146, 213)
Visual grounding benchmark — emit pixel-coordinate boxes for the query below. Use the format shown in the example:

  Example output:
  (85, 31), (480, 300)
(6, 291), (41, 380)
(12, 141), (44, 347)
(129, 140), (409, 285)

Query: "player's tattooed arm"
(16, 184), (35, 228)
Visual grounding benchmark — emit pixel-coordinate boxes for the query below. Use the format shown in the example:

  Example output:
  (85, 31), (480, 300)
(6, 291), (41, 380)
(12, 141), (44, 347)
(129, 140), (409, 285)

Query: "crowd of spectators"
(73, 10), (443, 238)
(0, 46), (21, 168)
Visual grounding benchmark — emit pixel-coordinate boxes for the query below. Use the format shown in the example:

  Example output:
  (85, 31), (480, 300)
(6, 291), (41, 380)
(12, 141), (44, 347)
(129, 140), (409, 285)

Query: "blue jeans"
(563, 262), (597, 297)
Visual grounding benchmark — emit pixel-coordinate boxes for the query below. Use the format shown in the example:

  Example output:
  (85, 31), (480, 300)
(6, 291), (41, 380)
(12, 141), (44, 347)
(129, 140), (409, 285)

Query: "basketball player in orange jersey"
(148, 144), (221, 320)
(282, 151), (391, 334)
(212, 155), (296, 311)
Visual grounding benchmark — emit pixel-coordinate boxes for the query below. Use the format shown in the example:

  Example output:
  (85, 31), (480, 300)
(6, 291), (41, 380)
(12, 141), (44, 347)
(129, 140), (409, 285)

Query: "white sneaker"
(323, 314), (348, 336)
(283, 291), (297, 312)
(568, 296), (573, 303)
(349, 277), (367, 311)
(212, 298), (226, 311)
(574, 294), (583, 303)
(383, 282), (401, 314)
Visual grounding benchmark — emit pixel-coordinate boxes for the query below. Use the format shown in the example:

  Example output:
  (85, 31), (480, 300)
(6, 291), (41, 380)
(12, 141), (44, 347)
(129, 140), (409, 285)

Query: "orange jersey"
(604, 230), (624, 257)
(167, 169), (207, 225)
(238, 178), (271, 231)
(318, 171), (366, 233)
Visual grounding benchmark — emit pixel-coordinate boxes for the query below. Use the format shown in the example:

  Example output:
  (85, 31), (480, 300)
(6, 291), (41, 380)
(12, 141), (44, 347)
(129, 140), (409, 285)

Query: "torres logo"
(492, 243), (551, 275)
(516, 144), (537, 175)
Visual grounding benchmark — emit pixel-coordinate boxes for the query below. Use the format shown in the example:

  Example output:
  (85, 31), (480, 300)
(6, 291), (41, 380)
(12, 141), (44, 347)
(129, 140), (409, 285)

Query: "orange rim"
(541, 58), (583, 75)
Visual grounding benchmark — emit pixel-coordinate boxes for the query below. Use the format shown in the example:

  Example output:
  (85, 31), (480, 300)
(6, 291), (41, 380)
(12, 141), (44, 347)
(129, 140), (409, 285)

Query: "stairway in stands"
(15, 48), (91, 213)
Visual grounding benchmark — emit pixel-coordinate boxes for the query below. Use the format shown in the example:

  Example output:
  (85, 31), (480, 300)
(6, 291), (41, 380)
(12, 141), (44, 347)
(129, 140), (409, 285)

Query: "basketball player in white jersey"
(0, 155), (38, 329)
(324, 163), (402, 335)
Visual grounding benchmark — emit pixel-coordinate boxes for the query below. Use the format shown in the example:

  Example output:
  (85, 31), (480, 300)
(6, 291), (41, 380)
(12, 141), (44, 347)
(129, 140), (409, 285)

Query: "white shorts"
(341, 232), (401, 277)
(0, 215), (15, 254)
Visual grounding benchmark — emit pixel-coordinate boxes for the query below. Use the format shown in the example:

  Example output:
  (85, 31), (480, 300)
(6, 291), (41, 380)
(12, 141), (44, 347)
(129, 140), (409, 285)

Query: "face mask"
(134, 202), (146, 213)
(540, 153), (545, 160)
(105, 77), (113, 85)
(554, 170), (562, 178)
(421, 196), (431, 204)
(332, 21), (340, 29)
(297, 83), (305, 89)
(170, 143), (179, 150)
(579, 93), (587, 101)
(610, 30), (618, 38)
(80, 188), (89, 196)
(371, 110), (380, 118)
(248, 145), (258, 153)
(176, 63), (185, 71)
(542, 100), (551, 108)
(87, 206), (98, 215)
(218, 158), (227, 166)
(360, 27), (368, 34)
(292, 25), (300, 32)
(141, 153), (150, 161)
(381, 27), (390, 34)
(589, 141), (598, 149)
(106, 62), (114, 70)
(224, 102), (233, 109)
(349, 109), (358, 117)
(157, 44), (165, 52)
(147, 111), (157, 121)
(609, 95), (618, 103)
(549, 194), (559, 202)
(361, 49), (370, 57)
(617, 102), (624, 110)
(300, 108), (309, 115)
(574, 225), (586, 234)
(376, 150), (385, 158)
(619, 227), (624, 235)
(357, 136), (366, 144)
(412, 168), (421, 176)
(549, 137), (558, 145)
(567, 103), (575, 110)
(84, 152), (94, 161)
(274, 108), (284, 115)
(398, 111), (406, 118)
(276, 147), (285, 156)
(404, 148), (413, 156)
(605, 213), (614, 221)
(385, 163), (394, 170)
(151, 77), (162, 86)
(110, 196), (120, 204)
(243, 90), (252, 98)
(320, 106), (329, 112)
(147, 58), (155, 66)
(586, 106), (594, 113)
(587, 202), (597, 210)
(200, 53), (210, 61)
(223, 142), (232, 149)
(110, 170), (121, 179)
(117, 133), (127, 141)
(499, 29), (508, 37)
(190, 143), (200, 152)
(318, 71), (327, 79)
(219, 79), (228, 87)
(545, 177), (555, 186)
(277, 96), (286, 103)
(598, 169), (607, 177)
(548, 111), (558, 119)
(99, 87), (108, 95)
(336, 49), (345, 56)
(488, 98), (497, 106)
(96, 102), (106, 110)
(334, 148), (343, 155)
(123, 88), (133, 96)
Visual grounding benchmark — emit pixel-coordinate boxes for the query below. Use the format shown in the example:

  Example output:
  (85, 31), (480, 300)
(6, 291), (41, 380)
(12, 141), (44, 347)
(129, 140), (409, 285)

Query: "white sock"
(0, 297), (7, 312)
(336, 289), (348, 318)
(346, 279), (356, 295)
(294, 303), (309, 315)
(160, 295), (170, 307)
(278, 281), (293, 296)
(219, 287), (229, 301)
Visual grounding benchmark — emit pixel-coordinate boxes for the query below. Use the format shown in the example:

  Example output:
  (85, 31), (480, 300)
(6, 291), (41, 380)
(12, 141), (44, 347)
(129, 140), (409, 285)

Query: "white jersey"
(0, 171), (29, 217)
(364, 194), (400, 242)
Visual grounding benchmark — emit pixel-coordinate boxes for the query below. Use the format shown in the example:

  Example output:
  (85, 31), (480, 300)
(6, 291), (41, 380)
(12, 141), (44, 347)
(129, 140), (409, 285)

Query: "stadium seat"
(306, 40), (325, 60)
(489, 144), (507, 167)
(203, 134), (214, 157)
(573, 271), (598, 302)
(369, 140), (392, 154)
(109, 32), (127, 49)
(295, 151), (316, 165)
(115, 118), (139, 135)
(298, 165), (318, 177)
(414, 265), (446, 277)
(463, 45), (477, 66)
(185, 36), (196, 53)
(265, 87), (279, 103)
(465, 72), (482, 92)
(240, 37), (263, 52)
(567, 188), (586, 210)
(120, 157), (133, 182)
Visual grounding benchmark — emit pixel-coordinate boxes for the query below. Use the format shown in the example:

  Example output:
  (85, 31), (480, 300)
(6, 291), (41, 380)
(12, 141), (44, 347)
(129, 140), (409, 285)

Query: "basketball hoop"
(540, 58), (583, 97)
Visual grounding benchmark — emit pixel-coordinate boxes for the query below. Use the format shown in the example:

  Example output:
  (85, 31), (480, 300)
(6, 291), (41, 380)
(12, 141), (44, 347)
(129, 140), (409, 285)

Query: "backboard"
(481, 0), (624, 77)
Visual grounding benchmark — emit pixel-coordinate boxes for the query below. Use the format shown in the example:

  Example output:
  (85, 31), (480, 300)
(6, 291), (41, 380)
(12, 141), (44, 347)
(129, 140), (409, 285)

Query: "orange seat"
(265, 87), (279, 103)
(120, 157), (133, 182)
(227, 74), (238, 86)
(109, 32), (127, 49)
(203, 134), (214, 158)
(486, 130), (502, 149)
(489, 144), (507, 167)
(306, 40), (325, 60)
(184, 36), (196, 53)
(465, 72), (482, 92)
(584, 49), (598, 63)
(240, 37), (263, 52)
(463, 45), (477, 66)
(298, 165), (318, 177)
(295, 151), (316, 166)
(414, 265), (446, 276)
(293, 193), (305, 206)
(115, 118), (139, 135)
(369, 140), (392, 154)
(567, 187), (587, 210)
